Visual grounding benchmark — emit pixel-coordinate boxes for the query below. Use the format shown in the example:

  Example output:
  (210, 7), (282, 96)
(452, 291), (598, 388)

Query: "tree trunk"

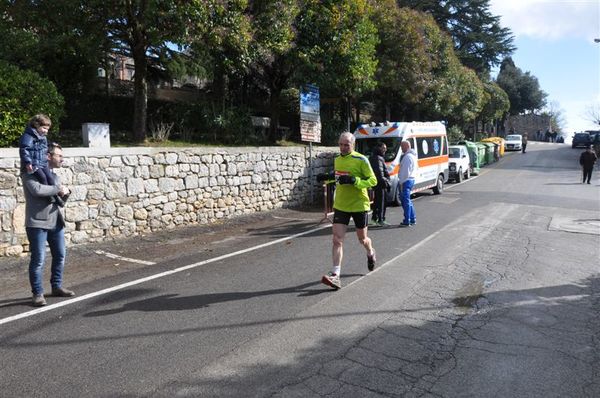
(268, 86), (282, 143)
(132, 47), (148, 143)
(345, 97), (351, 132)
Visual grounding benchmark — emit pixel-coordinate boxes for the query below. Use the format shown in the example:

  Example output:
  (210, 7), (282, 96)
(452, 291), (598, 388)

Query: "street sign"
(300, 84), (321, 143)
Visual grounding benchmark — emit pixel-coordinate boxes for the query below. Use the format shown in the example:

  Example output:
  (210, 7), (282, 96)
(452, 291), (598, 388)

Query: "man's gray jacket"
(22, 173), (64, 229)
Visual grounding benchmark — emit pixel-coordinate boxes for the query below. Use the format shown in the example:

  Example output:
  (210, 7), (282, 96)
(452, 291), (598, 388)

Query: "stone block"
(0, 172), (17, 189)
(66, 206), (89, 222)
(127, 178), (145, 196)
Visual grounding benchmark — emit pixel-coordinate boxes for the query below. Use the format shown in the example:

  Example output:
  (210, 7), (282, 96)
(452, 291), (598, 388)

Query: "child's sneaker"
(321, 272), (341, 290)
(368, 219), (378, 227)
(367, 250), (376, 271)
(378, 220), (390, 227)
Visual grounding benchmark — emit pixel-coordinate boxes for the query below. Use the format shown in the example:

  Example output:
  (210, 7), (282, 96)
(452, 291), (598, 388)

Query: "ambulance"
(354, 121), (449, 205)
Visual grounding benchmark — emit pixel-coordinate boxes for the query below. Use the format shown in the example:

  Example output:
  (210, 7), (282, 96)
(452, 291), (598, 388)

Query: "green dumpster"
(480, 142), (496, 164)
(457, 140), (481, 175)
(475, 142), (488, 166)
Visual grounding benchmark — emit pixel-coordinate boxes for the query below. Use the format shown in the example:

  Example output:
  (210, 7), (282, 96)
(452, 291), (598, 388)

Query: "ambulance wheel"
(465, 168), (471, 179)
(433, 174), (444, 195)
(457, 168), (463, 183)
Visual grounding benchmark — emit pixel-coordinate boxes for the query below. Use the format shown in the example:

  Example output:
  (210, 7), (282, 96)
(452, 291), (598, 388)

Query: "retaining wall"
(0, 146), (335, 256)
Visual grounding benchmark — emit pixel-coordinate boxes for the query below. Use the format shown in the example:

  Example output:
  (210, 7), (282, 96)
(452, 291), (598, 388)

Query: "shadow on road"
(83, 276), (363, 317)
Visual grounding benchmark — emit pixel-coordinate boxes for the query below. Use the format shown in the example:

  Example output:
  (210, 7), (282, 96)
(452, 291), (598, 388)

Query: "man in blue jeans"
(22, 143), (74, 307)
(398, 141), (418, 227)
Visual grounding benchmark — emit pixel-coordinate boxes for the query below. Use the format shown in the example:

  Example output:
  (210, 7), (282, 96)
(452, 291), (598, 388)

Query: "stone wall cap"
(0, 145), (337, 159)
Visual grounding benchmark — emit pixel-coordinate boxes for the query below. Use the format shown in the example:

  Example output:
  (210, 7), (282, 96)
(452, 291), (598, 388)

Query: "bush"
(447, 125), (465, 143)
(0, 61), (64, 147)
(321, 118), (347, 146)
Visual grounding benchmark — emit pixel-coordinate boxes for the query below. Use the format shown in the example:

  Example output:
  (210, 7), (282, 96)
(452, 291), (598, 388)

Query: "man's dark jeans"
(26, 225), (65, 295)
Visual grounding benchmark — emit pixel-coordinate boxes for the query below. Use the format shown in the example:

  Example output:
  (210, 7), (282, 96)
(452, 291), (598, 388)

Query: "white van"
(354, 121), (449, 205)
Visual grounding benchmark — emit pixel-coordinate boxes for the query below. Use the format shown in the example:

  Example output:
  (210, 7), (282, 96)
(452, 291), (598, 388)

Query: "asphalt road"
(1, 141), (599, 397)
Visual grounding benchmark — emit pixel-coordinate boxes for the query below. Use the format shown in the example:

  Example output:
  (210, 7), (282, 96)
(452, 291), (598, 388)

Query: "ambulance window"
(416, 136), (443, 159)
(356, 138), (400, 162)
(355, 140), (374, 157)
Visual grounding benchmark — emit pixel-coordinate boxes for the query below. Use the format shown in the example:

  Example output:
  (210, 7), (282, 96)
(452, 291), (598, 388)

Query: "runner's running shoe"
(321, 272), (341, 289)
(367, 250), (376, 271)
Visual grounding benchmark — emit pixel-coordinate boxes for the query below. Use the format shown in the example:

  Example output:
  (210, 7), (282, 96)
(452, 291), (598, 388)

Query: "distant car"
(504, 134), (522, 151)
(572, 133), (591, 148)
(448, 145), (471, 182)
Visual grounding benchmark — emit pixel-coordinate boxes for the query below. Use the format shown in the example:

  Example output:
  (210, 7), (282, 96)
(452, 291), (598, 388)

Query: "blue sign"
(300, 84), (320, 116)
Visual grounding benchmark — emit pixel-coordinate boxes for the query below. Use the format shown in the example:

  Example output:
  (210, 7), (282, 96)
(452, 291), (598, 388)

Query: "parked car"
(448, 145), (471, 182)
(504, 134), (522, 151)
(572, 133), (592, 148)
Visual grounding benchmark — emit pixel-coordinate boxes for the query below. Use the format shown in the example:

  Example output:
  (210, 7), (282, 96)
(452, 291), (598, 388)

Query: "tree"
(0, 61), (64, 147)
(246, 0), (379, 141)
(0, 0), (106, 99)
(94, 1), (201, 142)
(1, 1), (204, 142)
(369, 2), (438, 120)
(396, 0), (514, 74)
(298, 0), (378, 130)
(496, 57), (546, 115)
(478, 80), (510, 134)
(543, 101), (566, 132)
(186, 0), (252, 107)
(246, 0), (301, 142)
(584, 103), (600, 127)
(413, 14), (484, 123)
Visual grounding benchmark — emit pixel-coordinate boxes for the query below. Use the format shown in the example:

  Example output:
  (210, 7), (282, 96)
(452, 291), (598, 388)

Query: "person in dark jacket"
(368, 142), (391, 226)
(579, 145), (597, 184)
(19, 114), (62, 205)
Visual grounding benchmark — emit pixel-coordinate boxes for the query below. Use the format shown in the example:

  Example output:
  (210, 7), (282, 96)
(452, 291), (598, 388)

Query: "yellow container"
(481, 137), (505, 157)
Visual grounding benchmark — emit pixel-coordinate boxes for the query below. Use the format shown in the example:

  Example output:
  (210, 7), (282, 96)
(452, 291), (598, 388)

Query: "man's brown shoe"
(51, 287), (75, 297)
(32, 294), (47, 307)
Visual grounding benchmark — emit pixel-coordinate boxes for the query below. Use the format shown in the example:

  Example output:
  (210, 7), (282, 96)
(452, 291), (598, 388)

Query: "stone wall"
(504, 114), (552, 139)
(0, 146), (335, 257)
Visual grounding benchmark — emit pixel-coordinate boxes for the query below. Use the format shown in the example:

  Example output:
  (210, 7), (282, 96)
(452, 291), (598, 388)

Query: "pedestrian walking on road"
(522, 133), (528, 153)
(368, 142), (391, 227)
(317, 132), (377, 289)
(579, 145), (597, 184)
(398, 141), (418, 227)
(22, 142), (75, 306)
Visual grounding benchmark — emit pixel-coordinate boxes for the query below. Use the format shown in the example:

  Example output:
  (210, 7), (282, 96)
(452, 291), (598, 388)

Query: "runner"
(317, 132), (377, 289)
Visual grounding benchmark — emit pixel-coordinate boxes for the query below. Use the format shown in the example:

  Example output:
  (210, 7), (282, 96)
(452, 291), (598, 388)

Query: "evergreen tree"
(396, 0), (514, 74)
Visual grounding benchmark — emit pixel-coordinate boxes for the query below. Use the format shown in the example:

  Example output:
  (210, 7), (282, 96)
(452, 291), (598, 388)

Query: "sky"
(489, 0), (600, 133)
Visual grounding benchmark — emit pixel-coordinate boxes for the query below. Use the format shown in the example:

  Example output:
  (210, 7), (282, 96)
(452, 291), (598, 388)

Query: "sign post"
(300, 84), (322, 203)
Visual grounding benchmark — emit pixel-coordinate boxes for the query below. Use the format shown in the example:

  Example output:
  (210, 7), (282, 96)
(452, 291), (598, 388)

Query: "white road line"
(271, 216), (323, 221)
(0, 224), (332, 326)
(342, 215), (465, 290)
(1, 176), (480, 327)
(94, 250), (156, 265)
